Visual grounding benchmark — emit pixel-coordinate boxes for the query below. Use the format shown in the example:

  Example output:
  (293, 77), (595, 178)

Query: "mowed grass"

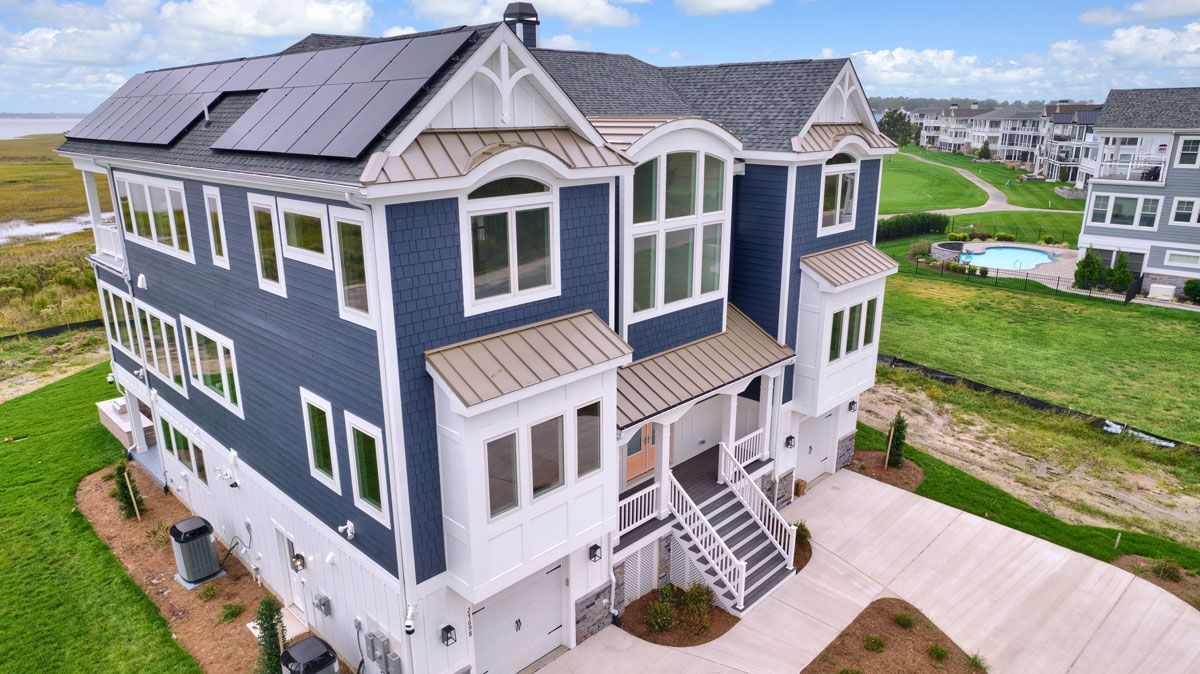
(901, 145), (1084, 211)
(880, 273), (1200, 444)
(879, 152), (987, 214)
(0, 365), (200, 672)
(857, 424), (1200, 571)
(949, 210), (1083, 246)
(0, 134), (110, 223)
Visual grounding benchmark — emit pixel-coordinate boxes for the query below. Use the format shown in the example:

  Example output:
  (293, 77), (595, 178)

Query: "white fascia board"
(625, 118), (743, 155)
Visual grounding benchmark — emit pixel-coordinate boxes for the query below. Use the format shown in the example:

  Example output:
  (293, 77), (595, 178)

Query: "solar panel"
(285, 47), (357, 88)
(284, 81), (385, 156)
(326, 41), (409, 84)
(228, 86), (319, 150)
(376, 32), (471, 80)
(194, 60), (244, 93)
(321, 79), (425, 158)
(221, 57), (277, 91)
(256, 83), (350, 153)
(250, 52), (314, 90)
(211, 89), (290, 149)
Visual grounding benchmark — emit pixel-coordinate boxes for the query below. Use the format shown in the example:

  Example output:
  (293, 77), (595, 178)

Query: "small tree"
(1105, 251), (1134, 292)
(1074, 248), (1105, 290)
(1184, 279), (1200, 303)
(911, 122), (923, 146)
(886, 412), (907, 468)
(878, 109), (913, 146)
(254, 595), (286, 674)
(976, 140), (992, 160)
(110, 460), (144, 519)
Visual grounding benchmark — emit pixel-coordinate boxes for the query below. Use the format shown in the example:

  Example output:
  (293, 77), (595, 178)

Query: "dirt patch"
(76, 461), (265, 674)
(1114, 555), (1200, 611)
(860, 381), (1200, 548)
(0, 338), (108, 402)
(848, 450), (925, 492)
(620, 588), (738, 647)
(803, 597), (983, 673)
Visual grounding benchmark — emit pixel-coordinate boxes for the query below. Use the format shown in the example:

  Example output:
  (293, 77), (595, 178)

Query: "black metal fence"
(903, 259), (1129, 302)
(0, 318), (104, 342)
(946, 221), (1079, 246)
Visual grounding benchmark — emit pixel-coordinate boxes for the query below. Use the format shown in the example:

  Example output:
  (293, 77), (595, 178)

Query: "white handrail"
(732, 428), (765, 465)
(618, 483), (659, 537)
(667, 471), (746, 609)
(94, 223), (123, 261)
(718, 442), (795, 570)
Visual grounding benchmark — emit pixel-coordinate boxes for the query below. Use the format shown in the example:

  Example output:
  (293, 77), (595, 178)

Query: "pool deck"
(960, 241), (1079, 280)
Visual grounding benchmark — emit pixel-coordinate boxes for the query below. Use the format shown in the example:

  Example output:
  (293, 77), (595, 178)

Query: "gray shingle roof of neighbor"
(976, 106), (1042, 120)
(532, 48), (849, 152)
(1098, 87), (1200, 130)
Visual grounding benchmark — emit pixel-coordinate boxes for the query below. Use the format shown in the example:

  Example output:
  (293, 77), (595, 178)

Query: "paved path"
(889, 152), (1080, 217)
(546, 471), (1200, 673)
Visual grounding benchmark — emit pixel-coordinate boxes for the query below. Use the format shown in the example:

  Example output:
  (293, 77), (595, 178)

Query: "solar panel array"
(67, 29), (473, 159)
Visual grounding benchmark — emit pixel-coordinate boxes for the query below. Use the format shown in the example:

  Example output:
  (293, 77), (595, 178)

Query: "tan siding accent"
(796, 123), (898, 153)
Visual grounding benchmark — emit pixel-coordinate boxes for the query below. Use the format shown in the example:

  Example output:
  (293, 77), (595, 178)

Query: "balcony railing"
(668, 471), (745, 608)
(731, 428), (766, 465)
(617, 483), (659, 537)
(1096, 157), (1166, 182)
(93, 223), (123, 262)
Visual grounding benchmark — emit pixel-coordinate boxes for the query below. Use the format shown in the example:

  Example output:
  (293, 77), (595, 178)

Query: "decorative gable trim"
(794, 61), (879, 148)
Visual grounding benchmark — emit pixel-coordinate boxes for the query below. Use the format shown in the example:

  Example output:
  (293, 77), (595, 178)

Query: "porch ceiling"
(616, 306), (793, 429)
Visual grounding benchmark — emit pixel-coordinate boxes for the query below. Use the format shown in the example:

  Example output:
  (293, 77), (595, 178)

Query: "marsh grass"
(0, 231), (100, 333)
(0, 134), (111, 224)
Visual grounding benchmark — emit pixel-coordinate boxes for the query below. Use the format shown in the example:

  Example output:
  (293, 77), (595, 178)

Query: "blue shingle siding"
(729, 163), (788, 338)
(387, 183), (611, 583)
(625, 298), (723, 360)
(102, 172), (396, 573)
(782, 159), (880, 402)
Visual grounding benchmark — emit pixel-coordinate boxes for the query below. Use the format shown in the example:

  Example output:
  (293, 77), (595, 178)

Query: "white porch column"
(82, 171), (104, 252)
(655, 422), (672, 518)
(719, 393), (737, 482)
(759, 374), (776, 462)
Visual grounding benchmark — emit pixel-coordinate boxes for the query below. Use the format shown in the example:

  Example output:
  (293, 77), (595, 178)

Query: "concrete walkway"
(893, 152), (1079, 217)
(546, 471), (1200, 673)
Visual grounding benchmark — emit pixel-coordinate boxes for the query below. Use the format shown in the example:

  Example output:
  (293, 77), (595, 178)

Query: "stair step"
(716, 511), (753, 538)
(742, 565), (793, 609)
(745, 555), (787, 590)
(744, 542), (779, 570)
(732, 530), (771, 559)
(699, 491), (737, 516)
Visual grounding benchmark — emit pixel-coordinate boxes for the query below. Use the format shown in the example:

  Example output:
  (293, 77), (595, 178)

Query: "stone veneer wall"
(758, 473), (776, 505)
(775, 469), (795, 508)
(1054, 186), (1088, 200)
(836, 431), (856, 469)
(1142, 272), (1190, 298)
(574, 581), (614, 644)
(931, 241), (963, 262)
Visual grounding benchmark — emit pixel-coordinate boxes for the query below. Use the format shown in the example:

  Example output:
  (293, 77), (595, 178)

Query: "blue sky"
(2, 0), (1200, 112)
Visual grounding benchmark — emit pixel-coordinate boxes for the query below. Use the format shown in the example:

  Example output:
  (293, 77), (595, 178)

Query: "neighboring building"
(933, 102), (993, 153)
(979, 107), (1043, 163)
(1078, 87), (1200, 297)
(905, 107), (942, 147)
(59, 5), (898, 673)
(1035, 101), (1103, 185)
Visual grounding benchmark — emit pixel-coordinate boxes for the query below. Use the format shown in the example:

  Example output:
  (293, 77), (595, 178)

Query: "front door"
(625, 424), (656, 483)
(473, 562), (564, 674)
(795, 412), (835, 483)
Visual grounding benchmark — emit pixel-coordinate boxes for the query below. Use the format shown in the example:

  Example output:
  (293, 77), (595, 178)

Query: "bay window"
(663, 228), (694, 304)
(665, 152), (696, 219)
(464, 177), (557, 313)
(487, 432), (519, 518)
(829, 297), (881, 363)
(530, 415), (564, 498)
(821, 153), (858, 234)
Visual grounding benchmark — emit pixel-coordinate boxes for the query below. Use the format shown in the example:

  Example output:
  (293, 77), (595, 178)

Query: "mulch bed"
(849, 450), (925, 492)
(1114, 555), (1200, 612)
(794, 538), (813, 573)
(803, 598), (982, 673)
(76, 461), (266, 674)
(620, 589), (739, 647)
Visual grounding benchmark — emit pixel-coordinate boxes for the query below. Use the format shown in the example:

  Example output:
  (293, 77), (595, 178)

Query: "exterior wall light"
(290, 553), (306, 572)
(848, 400), (858, 412)
(785, 435), (796, 449)
(589, 544), (602, 562)
(441, 625), (457, 646)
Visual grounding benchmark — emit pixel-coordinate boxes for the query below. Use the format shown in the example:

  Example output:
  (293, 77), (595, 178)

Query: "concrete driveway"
(544, 471), (1200, 673)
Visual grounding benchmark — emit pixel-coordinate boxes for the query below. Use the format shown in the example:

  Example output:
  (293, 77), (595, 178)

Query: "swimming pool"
(959, 246), (1054, 271)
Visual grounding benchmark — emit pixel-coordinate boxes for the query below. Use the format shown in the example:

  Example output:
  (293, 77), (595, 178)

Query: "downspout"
(607, 534), (621, 626)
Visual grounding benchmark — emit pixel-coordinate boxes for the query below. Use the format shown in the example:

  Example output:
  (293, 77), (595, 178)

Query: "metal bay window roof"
(799, 241), (898, 289)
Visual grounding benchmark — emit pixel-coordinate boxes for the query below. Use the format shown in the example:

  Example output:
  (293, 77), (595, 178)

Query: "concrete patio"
(544, 470), (1200, 673)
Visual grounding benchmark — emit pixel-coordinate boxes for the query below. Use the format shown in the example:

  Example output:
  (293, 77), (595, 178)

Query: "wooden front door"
(625, 424), (656, 482)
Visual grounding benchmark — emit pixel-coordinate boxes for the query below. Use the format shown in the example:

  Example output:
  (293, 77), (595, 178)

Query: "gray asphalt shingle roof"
(1097, 87), (1200, 130)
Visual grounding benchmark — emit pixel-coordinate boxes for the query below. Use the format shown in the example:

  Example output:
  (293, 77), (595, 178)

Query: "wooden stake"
(883, 423), (895, 470)
(123, 469), (142, 521)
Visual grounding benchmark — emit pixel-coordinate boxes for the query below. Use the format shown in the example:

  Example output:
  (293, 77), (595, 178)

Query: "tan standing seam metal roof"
(616, 306), (794, 429)
(361, 127), (631, 185)
(588, 115), (739, 151)
(794, 122), (897, 153)
(799, 241), (899, 288)
(426, 310), (632, 409)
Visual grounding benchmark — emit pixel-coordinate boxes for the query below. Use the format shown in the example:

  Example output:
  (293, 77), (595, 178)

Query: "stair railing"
(718, 442), (796, 569)
(667, 470), (746, 609)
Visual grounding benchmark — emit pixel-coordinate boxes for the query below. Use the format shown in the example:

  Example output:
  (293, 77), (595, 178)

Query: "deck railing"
(617, 483), (659, 537)
(732, 428), (765, 465)
(94, 223), (123, 261)
(1096, 157), (1166, 182)
(718, 442), (796, 570)
(667, 471), (746, 609)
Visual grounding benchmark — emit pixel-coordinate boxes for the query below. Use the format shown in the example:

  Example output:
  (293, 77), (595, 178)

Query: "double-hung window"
(203, 186), (229, 269)
(463, 177), (557, 314)
(181, 316), (242, 417)
(278, 198), (332, 268)
(1175, 137), (1200, 168)
(1172, 198), (1199, 226)
(329, 206), (372, 326)
(135, 302), (187, 394)
(300, 388), (340, 494)
(99, 283), (139, 358)
(160, 417), (208, 484)
(248, 194), (287, 296)
(115, 173), (193, 261)
(346, 412), (388, 526)
(629, 152), (728, 318)
(821, 153), (858, 235)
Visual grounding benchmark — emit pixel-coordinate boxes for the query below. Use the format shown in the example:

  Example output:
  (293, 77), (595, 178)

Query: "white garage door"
(473, 562), (564, 674)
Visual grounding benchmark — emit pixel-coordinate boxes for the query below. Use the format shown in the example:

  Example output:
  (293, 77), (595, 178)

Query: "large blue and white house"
(61, 6), (897, 672)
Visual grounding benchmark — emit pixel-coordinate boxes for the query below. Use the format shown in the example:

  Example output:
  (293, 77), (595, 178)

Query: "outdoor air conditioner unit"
(169, 516), (221, 584)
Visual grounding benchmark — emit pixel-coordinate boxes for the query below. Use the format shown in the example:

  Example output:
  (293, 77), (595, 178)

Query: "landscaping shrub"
(1152, 558), (1183, 582)
(219, 602), (245, 624)
(1039, 235), (1057, 245)
(254, 595), (286, 674)
(109, 460), (144, 519)
(947, 261), (962, 273)
(863, 634), (886, 652)
(979, 266), (989, 277)
(996, 232), (1015, 241)
(1074, 248), (1104, 290)
(646, 601), (675, 632)
(976, 140), (992, 160)
(658, 582), (680, 604)
(907, 240), (932, 257)
(893, 613), (915, 629)
(795, 520), (810, 545)
(1184, 279), (1200, 303)
(967, 231), (994, 241)
(947, 232), (967, 242)
(197, 583), (221, 602)
(928, 643), (949, 662)
(887, 412), (906, 468)
(1105, 252), (1134, 293)
(678, 605), (710, 635)
(681, 583), (714, 613)
(969, 653), (989, 671)
(877, 212), (950, 241)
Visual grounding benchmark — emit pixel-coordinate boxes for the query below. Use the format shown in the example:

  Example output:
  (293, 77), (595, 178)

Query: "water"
(0, 213), (114, 245)
(959, 246), (1054, 271)
(0, 118), (81, 140)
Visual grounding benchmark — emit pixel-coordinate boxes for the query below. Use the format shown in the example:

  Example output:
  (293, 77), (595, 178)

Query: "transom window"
(1166, 251), (1200, 269)
(630, 151), (727, 318)
(278, 198), (331, 267)
(300, 388), (340, 494)
(115, 173), (193, 261)
(181, 316), (242, 417)
(202, 186), (229, 269)
(346, 412), (388, 526)
(820, 153), (858, 235)
(829, 297), (881, 363)
(1176, 137), (1199, 167)
(1089, 193), (1159, 229)
(463, 177), (557, 314)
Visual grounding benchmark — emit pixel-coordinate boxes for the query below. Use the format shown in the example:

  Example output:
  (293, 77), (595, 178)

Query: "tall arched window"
(464, 177), (557, 313)
(821, 153), (858, 234)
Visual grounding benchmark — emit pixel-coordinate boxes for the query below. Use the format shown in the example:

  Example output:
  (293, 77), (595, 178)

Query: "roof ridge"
(661, 56), (847, 71)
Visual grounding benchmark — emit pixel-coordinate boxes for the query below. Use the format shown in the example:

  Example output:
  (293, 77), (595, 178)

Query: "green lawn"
(949, 210), (1083, 247)
(880, 273), (1200, 444)
(901, 146), (1085, 211)
(857, 424), (1200, 571)
(0, 365), (200, 672)
(879, 153), (987, 214)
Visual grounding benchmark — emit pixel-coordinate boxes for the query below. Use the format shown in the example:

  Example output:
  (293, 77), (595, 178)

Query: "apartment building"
(1035, 101), (1103, 185)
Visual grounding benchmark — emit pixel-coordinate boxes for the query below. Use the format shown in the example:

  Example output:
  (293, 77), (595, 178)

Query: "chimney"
(971, 101), (979, 109)
(504, 2), (540, 49)
(950, 103), (960, 110)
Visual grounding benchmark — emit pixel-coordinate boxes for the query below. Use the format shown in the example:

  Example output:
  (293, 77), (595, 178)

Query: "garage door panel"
(475, 562), (564, 674)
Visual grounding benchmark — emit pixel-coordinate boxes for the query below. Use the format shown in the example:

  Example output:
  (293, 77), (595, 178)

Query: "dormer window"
(820, 153), (858, 236)
(463, 177), (559, 315)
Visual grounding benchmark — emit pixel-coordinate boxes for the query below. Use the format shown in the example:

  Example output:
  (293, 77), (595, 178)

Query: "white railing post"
(618, 483), (660, 538)
(718, 442), (796, 570)
(666, 471), (746, 609)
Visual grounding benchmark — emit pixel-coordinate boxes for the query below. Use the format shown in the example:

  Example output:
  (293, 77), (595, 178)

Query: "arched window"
(463, 176), (557, 313)
(821, 153), (859, 233)
(468, 177), (549, 200)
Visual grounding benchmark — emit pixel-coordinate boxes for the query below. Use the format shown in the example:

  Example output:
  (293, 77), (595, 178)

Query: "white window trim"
(202, 186), (230, 270)
(1165, 250), (1200, 269)
(459, 185), (561, 317)
(247, 193), (288, 297)
(345, 411), (390, 526)
(1169, 196), (1200, 226)
(818, 160), (859, 238)
(180, 314), (244, 419)
(575, 399), (603, 480)
(329, 205), (374, 328)
(97, 281), (139, 361)
(484, 429), (521, 522)
(277, 197), (333, 269)
(526, 411), (567, 502)
(1174, 136), (1200, 169)
(133, 300), (189, 397)
(826, 296), (880, 364)
(1086, 191), (1161, 231)
(114, 171), (196, 263)
(300, 387), (341, 495)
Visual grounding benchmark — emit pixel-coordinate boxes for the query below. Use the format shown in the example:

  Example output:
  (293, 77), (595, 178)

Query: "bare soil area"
(0, 334), (108, 402)
(848, 450), (925, 492)
(861, 382), (1200, 548)
(1114, 555), (1200, 611)
(803, 597), (980, 673)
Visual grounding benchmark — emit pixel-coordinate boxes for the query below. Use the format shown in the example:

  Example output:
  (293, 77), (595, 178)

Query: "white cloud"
(667, 50), (684, 60)
(410, 0), (637, 29)
(544, 34), (591, 49)
(383, 25), (418, 37)
(157, 0), (372, 38)
(674, 0), (773, 16)
(1080, 0), (1200, 25)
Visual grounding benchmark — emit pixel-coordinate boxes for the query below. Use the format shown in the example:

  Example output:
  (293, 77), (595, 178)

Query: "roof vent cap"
(504, 2), (539, 49)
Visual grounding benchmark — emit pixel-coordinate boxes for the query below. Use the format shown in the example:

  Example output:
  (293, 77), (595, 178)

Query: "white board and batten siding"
(429, 46), (563, 130)
(114, 364), (408, 674)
